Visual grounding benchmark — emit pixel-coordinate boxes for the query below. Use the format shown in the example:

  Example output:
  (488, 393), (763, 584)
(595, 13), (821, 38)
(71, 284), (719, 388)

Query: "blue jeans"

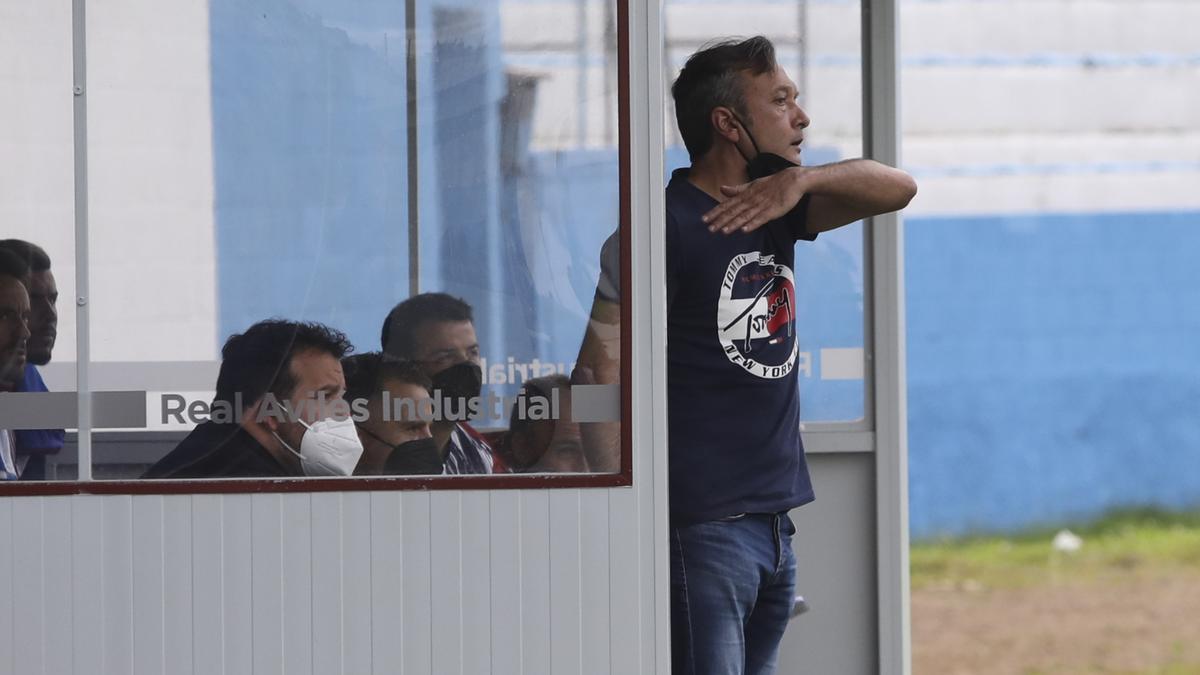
(670, 512), (798, 675)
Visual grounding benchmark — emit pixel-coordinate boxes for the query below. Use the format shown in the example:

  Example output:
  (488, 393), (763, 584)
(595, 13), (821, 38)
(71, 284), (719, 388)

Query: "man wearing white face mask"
(143, 319), (361, 478)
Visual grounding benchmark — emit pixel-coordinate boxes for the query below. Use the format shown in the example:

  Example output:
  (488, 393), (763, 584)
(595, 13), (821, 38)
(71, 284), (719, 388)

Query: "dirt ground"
(912, 571), (1200, 674)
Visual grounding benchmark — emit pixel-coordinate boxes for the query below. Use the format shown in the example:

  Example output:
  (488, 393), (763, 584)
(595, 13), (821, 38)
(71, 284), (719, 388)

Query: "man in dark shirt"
(666, 37), (916, 674)
(0, 240), (64, 479)
(143, 319), (360, 479)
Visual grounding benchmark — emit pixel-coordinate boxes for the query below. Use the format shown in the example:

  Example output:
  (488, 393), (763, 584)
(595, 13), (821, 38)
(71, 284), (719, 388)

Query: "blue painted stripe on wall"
(906, 211), (1200, 537)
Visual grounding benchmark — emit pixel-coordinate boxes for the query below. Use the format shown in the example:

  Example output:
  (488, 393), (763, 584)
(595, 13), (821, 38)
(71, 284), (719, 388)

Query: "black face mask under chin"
(383, 437), (444, 475)
(731, 113), (799, 181)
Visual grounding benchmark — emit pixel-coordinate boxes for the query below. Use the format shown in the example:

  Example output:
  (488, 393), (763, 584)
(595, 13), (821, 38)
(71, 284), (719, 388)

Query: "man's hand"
(702, 168), (807, 235)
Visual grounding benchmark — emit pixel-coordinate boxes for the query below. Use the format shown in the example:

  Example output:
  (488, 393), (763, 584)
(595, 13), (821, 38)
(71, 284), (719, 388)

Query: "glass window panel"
(0, 2), (78, 481)
(82, 0), (623, 481)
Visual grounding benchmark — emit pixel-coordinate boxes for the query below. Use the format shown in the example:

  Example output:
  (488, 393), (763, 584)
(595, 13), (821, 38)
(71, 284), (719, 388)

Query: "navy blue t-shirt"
(666, 168), (816, 525)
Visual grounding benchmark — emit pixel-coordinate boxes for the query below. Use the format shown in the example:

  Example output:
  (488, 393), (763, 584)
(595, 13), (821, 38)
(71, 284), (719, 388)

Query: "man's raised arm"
(703, 159), (917, 235)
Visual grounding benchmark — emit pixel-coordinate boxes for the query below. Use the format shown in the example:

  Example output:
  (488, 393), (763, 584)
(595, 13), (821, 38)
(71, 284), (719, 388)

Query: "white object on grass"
(1052, 528), (1084, 553)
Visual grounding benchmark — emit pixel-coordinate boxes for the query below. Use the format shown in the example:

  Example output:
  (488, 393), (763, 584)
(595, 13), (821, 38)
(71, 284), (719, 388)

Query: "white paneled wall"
(0, 487), (661, 675)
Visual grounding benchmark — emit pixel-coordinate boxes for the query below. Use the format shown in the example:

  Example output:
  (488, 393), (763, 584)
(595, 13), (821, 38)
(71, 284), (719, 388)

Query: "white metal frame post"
(630, 0), (673, 670)
(72, 0), (92, 480)
(864, 0), (911, 672)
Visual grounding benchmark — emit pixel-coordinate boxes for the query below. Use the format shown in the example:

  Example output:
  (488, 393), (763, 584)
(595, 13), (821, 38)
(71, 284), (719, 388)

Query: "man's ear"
(711, 107), (741, 144)
(244, 398), (280, 433)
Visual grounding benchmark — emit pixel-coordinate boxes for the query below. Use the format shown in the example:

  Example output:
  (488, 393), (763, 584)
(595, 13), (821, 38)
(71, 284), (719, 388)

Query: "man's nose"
(418, 424), (433, 439)
(793, 105), (810, 129)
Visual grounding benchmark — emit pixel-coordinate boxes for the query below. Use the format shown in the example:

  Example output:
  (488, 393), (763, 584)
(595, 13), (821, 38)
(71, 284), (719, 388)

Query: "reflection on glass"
(79, 0), (621, 480)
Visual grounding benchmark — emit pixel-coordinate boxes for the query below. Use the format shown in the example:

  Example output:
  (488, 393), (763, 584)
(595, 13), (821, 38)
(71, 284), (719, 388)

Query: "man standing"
(381, 292), (507, 474)
(143, 319), (362, 479)
(0, 248), (32, 480)
(666, 37), (916, 674)
(0, 240), (63, 480)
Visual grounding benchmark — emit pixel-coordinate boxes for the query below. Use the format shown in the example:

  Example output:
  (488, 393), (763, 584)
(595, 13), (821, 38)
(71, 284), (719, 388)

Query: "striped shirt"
(443, 423), (506, 475)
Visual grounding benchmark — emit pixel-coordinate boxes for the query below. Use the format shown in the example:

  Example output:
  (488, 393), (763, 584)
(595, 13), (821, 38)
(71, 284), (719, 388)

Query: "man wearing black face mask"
(665, 37), (917, 675)
(380, 293), (508, 474)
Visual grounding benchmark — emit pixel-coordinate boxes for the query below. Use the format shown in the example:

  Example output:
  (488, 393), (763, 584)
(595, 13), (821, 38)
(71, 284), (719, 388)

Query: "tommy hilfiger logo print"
(716, 252), (799, 379)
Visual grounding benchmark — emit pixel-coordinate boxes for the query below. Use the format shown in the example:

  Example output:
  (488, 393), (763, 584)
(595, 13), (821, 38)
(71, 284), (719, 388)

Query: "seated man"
(381, 292), (507, 474)
(499, 374), (589, 473)
(142, 319), (362, 478)
(341, 352), (442, 476)
(0, 249), (32, 480)
(0, 239), (64, 480)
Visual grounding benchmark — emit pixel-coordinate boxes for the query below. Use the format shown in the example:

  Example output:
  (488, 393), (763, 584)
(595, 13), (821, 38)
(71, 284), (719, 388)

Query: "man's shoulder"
(142, 422), (286, 479)
(665, 170), (700, 220)
(17, 365), (48, 393)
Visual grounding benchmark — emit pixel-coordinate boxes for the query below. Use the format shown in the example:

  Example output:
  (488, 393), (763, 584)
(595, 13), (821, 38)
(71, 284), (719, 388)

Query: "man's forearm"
(794, 159), (917, 232)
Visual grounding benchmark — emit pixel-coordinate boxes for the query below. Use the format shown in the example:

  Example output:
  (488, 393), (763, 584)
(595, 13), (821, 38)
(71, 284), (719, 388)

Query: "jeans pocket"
(780, 512), (797, 538)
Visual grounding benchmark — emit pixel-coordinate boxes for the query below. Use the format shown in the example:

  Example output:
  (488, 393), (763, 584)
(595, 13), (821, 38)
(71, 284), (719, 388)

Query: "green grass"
(910, 506), (1200, 590)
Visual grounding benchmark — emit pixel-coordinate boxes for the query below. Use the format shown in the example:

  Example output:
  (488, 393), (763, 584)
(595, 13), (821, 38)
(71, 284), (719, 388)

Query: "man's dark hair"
(0, 240), (51, 273)
(342, 352), (432, 405)
(0, 247), (31, 285)
(671, 36), (778, 161)
(381, 292), (474, 358)
(213, 319), (353, 412)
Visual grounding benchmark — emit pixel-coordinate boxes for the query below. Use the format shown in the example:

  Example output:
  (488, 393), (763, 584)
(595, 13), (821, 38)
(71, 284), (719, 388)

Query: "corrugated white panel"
(44, 498), (75, 675)
(400, 492), (433, 675)
(71, 497), (105, 675)
(519, 490), (552, 675)
(429, 491), (463, 675)
(488, 490), (522, 675)
(548, 490), (583, 675)
(311, 492), (345, 675)
(222, 494), (254, 674)
(342, 492), (375, 675)
(132, 495), (164, 675)
(191, 495), (225, 675)
(368, 492), (403, 672)
(580, 490), (612, 675)
(13, 498), (45, 673)
(161, 496), (194, 675)
(102, 496), (133, 675)
(460, 490), (494, 675)
(3, 477), (667, 675)
(251, 493), (284, 675)
(280, 493), (314, 675)
(0, 499), (15, 670)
